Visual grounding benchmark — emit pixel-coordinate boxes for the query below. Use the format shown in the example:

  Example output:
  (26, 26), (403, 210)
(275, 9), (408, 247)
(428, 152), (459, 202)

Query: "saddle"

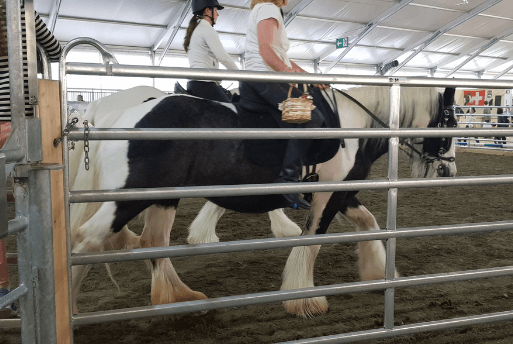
(174, 82), (341, 167)
(174, 82), (239, 102)
(237, 86), (341, 167)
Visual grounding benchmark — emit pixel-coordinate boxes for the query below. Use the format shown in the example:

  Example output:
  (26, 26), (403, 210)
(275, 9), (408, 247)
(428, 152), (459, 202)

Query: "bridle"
(330, 88), (456, 165)
(412, 100), (456, 164)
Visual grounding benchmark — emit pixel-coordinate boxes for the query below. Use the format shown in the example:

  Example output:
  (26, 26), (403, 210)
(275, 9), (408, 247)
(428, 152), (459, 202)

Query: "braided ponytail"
(183, 15), (203, 52)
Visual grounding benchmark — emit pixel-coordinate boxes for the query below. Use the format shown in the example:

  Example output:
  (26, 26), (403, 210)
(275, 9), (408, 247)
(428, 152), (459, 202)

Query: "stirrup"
(282, 194), (311, 210)
(301, 172), (319, 204)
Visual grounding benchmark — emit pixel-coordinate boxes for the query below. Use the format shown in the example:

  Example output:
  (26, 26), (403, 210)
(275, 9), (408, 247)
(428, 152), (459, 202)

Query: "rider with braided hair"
(183, 0), (238, 102)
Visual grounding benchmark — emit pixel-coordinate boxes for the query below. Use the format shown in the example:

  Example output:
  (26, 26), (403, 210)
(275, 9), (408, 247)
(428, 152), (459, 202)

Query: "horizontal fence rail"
(65, 63), (513, 89)
(67, 127), (513, 141)
(72, 265), (513, 327)
(70, 175), (513, 203)
(0, 216), (29, 240)
(0, 147), (25, 163)
(71, 220), (513, 266)
(0, 284), (28, 310)
(280, 309), (513, 344)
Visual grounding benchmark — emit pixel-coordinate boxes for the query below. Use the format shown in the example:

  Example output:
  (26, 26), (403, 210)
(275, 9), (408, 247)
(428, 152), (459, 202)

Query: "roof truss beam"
(283, 0), (313, 27)
(47, 0), (62, 32)
(323, 0), (414, 73)
(155, 0), (192, 65)
(444, 26), (513, 77)
(481, 52), (513, 73)
(386, 0), (503, 75)
(492, 57), (513, 79)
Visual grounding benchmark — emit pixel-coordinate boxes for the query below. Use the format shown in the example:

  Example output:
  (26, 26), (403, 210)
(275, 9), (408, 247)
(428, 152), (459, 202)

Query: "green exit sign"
(336, 37), (349, 49)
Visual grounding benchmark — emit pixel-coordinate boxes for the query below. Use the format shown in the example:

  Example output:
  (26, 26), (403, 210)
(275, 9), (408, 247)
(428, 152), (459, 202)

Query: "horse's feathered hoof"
(283, 296), (328, 318)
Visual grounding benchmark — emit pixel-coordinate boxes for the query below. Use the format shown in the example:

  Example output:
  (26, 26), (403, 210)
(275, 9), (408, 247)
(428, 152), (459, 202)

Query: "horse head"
(411, 87), (457, 178)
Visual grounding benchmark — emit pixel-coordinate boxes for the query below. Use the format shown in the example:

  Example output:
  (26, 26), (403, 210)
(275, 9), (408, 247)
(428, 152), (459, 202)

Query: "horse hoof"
(151, 289), (207, 305)
(173, 290), (208, 304)
(283, 296), (328, 318)
(187, 235), (220, 244)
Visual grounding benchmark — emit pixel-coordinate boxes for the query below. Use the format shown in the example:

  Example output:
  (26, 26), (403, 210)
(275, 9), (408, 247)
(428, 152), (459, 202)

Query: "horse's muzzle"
(437, 163), (454, 177)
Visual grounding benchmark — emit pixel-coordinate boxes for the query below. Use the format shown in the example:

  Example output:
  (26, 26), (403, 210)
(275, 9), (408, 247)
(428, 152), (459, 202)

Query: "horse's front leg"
(187, 201), (225, 244)
(141, 204), (207, 304)
(268, 208), (302, 237)
(341, 196), (399, 281)
(281, 191), (335, 317)
(188, 202), (301, 244)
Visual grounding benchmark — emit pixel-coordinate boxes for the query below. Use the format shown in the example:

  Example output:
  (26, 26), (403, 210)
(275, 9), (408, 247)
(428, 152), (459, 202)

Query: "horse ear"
(443, 88), (456, 106)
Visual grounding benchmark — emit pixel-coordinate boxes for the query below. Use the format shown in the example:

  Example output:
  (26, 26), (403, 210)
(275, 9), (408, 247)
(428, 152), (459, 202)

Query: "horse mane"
(344, 86), (440, 129)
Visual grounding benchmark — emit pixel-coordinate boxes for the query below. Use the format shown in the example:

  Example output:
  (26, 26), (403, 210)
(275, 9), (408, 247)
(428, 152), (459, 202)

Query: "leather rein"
(329, 88), (456, 164)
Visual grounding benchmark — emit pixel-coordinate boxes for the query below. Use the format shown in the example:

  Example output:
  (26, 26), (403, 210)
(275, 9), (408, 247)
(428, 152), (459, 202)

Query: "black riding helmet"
(192, 0), (224, 15)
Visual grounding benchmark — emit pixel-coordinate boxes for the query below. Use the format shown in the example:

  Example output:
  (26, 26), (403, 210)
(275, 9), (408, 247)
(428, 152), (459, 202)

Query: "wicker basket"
(279, 84), (316, 124)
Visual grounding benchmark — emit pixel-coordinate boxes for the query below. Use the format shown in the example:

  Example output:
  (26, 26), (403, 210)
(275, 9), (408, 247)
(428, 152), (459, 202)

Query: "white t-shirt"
(187, 19), (238, 71)
(245, 3), (291, 72)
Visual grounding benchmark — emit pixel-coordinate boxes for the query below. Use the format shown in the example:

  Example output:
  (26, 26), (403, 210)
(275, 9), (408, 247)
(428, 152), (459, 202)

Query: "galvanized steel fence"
(2, 2), (513, 342)
(61, 38), (513, 343)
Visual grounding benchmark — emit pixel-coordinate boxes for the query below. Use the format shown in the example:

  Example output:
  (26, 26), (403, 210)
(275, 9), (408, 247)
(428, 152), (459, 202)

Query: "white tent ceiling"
(34, 0), (513, 79)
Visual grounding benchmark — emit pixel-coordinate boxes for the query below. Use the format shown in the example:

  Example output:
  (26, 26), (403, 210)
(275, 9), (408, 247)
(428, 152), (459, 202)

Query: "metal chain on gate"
(83, 120), (90, 171)
(53, 117), (79, 148)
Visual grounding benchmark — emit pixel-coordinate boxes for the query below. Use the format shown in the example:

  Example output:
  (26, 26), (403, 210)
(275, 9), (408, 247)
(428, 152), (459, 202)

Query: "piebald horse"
(70, 85), (456, 317)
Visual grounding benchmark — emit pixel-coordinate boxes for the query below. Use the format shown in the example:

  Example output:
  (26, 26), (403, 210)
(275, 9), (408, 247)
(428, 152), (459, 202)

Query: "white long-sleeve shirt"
(187, 19), (238, 71)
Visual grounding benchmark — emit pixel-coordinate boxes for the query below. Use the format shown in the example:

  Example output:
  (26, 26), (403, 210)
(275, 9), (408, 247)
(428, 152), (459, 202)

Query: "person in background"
(494, 108), (508, 144)
(483, 100), (491, 124)
(239, 0), (330, 210)
(504, 107), (512, 124)
(77, 94), (84, 102)
(470, 106), (481, 143)
(455, 103), (465, 143)
(463, 107), (475, 143)
(498, 107), (512, 145)
(0, 3), (62, 318)
(482, 101), (492, 140)
(183, 0), (238, 102)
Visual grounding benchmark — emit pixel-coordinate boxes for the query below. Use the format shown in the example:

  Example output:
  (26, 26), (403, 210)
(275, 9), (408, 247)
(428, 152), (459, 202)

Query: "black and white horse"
(70, 85), (456, 316)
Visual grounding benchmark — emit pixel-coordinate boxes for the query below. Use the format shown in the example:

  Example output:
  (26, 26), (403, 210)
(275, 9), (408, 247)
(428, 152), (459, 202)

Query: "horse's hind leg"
(71, 202), (120, 314)
(104, 225), (141, 250)
(71, 264), (91, 314)
(340, 196), (399, 280)
(141, 204), (207, 304)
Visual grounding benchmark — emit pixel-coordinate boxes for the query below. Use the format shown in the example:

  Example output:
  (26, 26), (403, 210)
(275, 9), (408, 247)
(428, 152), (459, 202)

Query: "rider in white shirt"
(239, 0), (328, 210)
(184, 0), (238, 102)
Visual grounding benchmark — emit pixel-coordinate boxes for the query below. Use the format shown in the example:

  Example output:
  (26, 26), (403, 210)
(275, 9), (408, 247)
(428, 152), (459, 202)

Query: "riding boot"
(274, 139), (311, 210)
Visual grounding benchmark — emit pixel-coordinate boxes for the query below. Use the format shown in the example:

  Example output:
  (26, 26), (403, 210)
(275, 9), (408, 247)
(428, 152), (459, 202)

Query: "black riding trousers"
(187, 80), (230, 103)
(239, 81), (325, 129)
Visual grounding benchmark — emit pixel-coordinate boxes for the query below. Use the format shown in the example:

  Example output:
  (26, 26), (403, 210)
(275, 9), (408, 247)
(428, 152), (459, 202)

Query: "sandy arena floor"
(2, 150), (513, 344)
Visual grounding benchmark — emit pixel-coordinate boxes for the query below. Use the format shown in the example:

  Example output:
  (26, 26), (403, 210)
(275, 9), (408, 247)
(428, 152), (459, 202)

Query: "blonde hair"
(251, 0), (286, 9)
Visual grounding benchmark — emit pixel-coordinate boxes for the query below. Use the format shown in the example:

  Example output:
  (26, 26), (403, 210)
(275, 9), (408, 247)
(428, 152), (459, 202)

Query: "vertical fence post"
(27, 167), (58, 343)
(39, 79), (71, 344)
(384, 84), (400, 329)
